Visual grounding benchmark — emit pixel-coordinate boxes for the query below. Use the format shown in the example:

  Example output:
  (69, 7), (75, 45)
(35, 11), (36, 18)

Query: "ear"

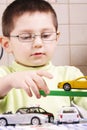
(0, 36), (12, 53)
(55, 32), (60, 45)
(57, 32), (60, 40)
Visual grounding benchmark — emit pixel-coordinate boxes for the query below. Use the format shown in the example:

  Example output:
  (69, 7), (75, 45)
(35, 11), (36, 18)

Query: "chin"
(30, 61), (48, 67)
(17, 59), (49, 67)
(31, 63), (46, 67)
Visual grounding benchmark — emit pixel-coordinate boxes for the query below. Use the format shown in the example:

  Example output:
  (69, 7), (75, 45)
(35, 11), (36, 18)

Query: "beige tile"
(7, 0), (69, 4)
(52, 45), (70, 65)
(71, 46), (87, 66)
(70, 0), (87, 3)
(70, 4), (87, 24)
(8, 54), (14, 65)
(6, 0), (14, 4)
(0, 49), (14, 66)
(70, 25), (87, 45)
(52, 4), (69, 24)
(0, 0), (6, 4)
(0, 5), (7, 25)
(46, 0), (57, 3)
(56, 0), (69, 3)
(58, 25), (69, 45)
(0, 24), (2, 35)
(0, 50), (9, 65)
(76, 65), (87, 75)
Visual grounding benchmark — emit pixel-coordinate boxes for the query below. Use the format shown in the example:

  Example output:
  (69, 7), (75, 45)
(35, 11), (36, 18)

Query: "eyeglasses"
(10, 32), (59, 42)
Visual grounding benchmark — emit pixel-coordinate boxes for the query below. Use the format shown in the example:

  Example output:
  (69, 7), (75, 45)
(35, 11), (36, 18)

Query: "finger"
(32, 74), (50, 95)
(37, 70), (53, 79)
(21, 82), (33, 97)
(25, 77), (41, 98)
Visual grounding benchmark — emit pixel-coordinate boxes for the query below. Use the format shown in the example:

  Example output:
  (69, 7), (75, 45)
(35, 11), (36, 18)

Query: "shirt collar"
(11, 61), (53, 72)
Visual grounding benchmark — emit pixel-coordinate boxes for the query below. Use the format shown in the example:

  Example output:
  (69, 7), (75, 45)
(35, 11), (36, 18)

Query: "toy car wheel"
(0, 118), (7, 126)
(31, 117), (40, 125)
(57, 121), (62, 125)
(49, 116), (54, 123)
(63, 83), (71, 91)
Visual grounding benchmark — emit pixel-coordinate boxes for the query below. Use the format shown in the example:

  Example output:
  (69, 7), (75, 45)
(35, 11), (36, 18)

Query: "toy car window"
(18, 109), (26, 114)
(28, 108), (38, 113)
(34, 108), (38, 113)
(27, 108), (34, 113)
(39, 108), (45, 113)
(3, 111), (12, 114)
(78, 77), (87, 81)
(63, 109), (77, 113)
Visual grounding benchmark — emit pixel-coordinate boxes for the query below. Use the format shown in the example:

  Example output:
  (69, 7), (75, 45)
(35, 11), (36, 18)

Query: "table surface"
(0, 123), (87, 130)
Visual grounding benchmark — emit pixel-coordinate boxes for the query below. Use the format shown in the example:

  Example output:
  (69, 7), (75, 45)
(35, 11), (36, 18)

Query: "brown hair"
(2, 0), (58, 37)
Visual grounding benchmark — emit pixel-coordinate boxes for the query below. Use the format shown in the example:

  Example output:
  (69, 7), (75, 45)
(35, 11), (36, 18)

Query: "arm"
(0, 70), (53, 99)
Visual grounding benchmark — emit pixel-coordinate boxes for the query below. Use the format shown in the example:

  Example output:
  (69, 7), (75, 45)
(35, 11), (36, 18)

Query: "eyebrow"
(17, 28), (55, 34)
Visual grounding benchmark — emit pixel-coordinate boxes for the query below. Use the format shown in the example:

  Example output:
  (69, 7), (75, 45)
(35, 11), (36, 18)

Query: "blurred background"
(0, 0), (87, 75)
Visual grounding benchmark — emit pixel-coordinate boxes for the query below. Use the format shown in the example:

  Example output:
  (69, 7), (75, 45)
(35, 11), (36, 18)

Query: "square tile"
(46, 0), (57, 3)
(70, 4), (87, 24)
(71, 46), (87, 66)
(0, 5), (7, 25)
(70, 25), (87, 45)
(56, 0), (69, 3)
(52, 45), (70, 65)
(58, 25), (69, 45)
(6, 0), (14, 4)
(52, 4), (69, 24)
(76, 65), (87, 75)
(8, 54), (14, 65)
(70, 0), (87, 3)
(0, 24), (3, 35)
(0, 50), (9, 65)
(0, 0), (6, 4)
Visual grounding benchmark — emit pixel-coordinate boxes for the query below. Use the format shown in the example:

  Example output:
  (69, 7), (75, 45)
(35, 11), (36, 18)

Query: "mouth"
(31, 52), (45, 56)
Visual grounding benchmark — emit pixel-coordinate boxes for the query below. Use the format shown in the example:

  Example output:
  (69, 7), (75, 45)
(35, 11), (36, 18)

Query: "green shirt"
(0, 61), (87, 118)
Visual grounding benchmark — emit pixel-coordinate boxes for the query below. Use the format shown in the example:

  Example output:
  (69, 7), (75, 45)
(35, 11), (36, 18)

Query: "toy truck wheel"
(0, 118), (7, 126)
(31, 117), (40, 125)
(63, 83), (71, 91)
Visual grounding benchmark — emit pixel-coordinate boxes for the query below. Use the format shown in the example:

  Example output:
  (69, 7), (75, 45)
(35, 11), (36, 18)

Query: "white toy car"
(16, 106), (54, 123)
(57, 106), (80, 124)
(0, 110), (48, 126)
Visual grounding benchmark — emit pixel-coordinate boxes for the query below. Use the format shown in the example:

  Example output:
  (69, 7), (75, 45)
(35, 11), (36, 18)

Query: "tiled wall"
(0, 0), (87, 75)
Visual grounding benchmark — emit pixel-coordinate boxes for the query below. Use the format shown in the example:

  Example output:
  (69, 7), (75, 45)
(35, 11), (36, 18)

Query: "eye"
(19, 33), (33, 40)
(42, 33), (51, 39)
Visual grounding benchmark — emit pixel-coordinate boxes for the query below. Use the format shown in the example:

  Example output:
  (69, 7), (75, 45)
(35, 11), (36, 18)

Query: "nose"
(32, 35), (43, 48)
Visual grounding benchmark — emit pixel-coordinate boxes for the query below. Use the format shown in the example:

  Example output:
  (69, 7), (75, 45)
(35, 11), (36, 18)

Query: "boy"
(0, 0), (87, 118)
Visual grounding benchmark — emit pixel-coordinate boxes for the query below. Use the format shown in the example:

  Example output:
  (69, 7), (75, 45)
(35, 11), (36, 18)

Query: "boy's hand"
(8, 70), (53, 98)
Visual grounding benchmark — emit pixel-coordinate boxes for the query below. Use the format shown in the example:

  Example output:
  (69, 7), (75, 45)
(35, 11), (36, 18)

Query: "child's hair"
(2, 0), (58, 37)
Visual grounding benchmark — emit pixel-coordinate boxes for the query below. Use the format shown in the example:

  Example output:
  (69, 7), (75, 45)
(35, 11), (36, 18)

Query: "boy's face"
(4, 12), (59, 67)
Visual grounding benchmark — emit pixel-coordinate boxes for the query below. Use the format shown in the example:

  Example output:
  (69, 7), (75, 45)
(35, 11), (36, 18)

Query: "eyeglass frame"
(8, 32), (60, 42)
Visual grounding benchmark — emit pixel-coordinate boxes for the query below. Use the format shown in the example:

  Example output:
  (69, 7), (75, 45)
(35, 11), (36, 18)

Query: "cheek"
(46, 44), (57, 54)
(12, 43), (29, 53)
(11, 44), (24, 57)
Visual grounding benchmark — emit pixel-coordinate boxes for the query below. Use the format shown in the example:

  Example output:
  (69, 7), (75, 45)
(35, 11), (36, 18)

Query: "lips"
(31, 52), (45, 56)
